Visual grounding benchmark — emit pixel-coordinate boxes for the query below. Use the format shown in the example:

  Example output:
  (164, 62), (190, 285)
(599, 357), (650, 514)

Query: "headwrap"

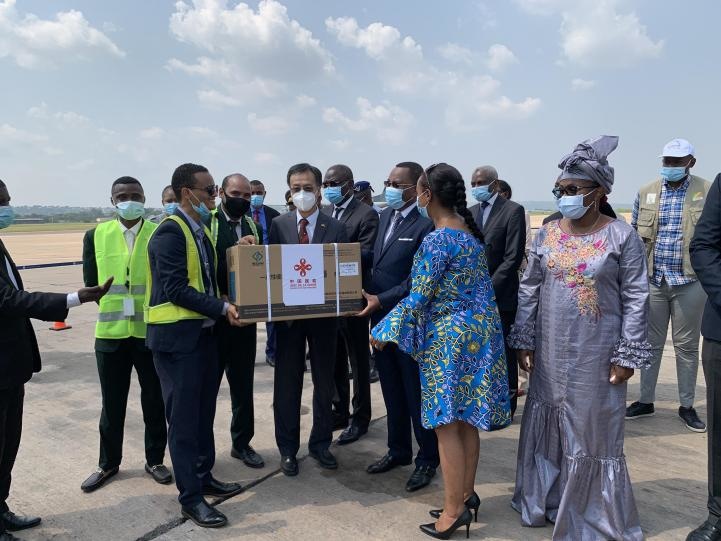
(558, 135), (619, 194)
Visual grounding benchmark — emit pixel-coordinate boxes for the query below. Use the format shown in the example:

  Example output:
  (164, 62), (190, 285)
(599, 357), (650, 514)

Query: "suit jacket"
(691, 173), (721, 342)
(82, 222), (150, 353)
(0, 239), (68, 388)
(214, 208), (264, 296)
(470, 197), (526, 312)
(246, 204), (280, 243)
(322, 197), (379, 289)
(369, 206), (434, 324)
(146, 210), (226, 353)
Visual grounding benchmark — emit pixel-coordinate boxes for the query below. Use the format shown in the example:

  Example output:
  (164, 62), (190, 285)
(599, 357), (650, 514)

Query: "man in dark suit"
(469, 165), (526, 416)
(359, 161), (440, 492)
(146, 163), (245, 528)
(248, 180), (281, 367)
(269, 163), (349, 477)
(0, 179), (111, 540)
(689, 172), (721, 541)
(212, 173), (264, 469)
(322, 164), (379, 445)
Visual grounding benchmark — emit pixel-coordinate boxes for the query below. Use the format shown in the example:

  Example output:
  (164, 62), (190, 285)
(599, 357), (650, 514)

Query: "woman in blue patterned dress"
(371, 163), (511, 539)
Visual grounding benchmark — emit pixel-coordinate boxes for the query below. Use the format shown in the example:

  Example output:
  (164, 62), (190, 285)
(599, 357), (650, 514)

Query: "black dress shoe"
(266, 355), (275, 367)
(145, 463), (173, 484)
(309, 448), (338, 469)
(366, 453), (412, 474)
(406, 465), (436, 492)
(231, 445), (265, 468)
(369, 367), (379, 383)
(81, 467), (119, 493)
(281, 455), (299, 477)
(1, 511), (41, 531)
(332, 414), (350, 431)
(337, 425), (367, 446)
(201, 477), (243, 498)
(687, 519), (721, 541)
(181, 500), (227, 528)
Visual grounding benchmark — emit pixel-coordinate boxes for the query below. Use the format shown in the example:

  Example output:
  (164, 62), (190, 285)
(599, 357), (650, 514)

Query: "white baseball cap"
(660, 138), (695, 158)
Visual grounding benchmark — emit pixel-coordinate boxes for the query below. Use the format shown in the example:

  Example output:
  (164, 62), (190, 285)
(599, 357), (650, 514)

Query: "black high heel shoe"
(420, 508), (473, 539)
(429, 492), (480, 522)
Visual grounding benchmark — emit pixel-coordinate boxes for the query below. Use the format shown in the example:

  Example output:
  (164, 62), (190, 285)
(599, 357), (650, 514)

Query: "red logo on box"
(293, 258), (312, 277)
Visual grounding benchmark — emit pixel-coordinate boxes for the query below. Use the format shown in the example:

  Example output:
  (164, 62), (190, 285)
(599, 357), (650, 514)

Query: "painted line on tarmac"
(16, 260), (83, 270)
(135, 413), (389, 541)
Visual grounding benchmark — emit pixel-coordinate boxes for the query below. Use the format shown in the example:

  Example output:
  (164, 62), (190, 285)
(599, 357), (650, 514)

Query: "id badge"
(123, 297), (135, 317)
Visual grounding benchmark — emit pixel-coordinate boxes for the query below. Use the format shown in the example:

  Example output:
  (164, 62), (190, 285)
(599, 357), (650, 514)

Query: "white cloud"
(325, 17), (422, 61)
(438, 43), (473, 65)
(571, 78), (596, 90)
(68, 158), (94, 171)
(247, 113), (295, 136)
(0, 0), (124, 69)
(27, 103), (89, 126)
(139, 127), (165, 140)
(329, 139), (350, 151)
(0, 123), (47, 144)
(323, 97), (414, 145)
(486, 44), (518, 71)
(168, 0), (333, 106)
(516, 0), (663, 68)
(254, 152), (278, 164)
(296, 94), (317, 108)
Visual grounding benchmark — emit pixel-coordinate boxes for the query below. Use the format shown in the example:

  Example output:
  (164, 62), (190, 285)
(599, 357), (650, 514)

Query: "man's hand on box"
(356, 290), (380, 318)
(226, 303), (249, 327)
(237, 235), (257, 246)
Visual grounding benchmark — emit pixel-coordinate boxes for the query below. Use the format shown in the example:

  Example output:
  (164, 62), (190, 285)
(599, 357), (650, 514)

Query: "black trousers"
(0, 385), (23, 516)
(500, 309), (519, 416)
(375, 344), (439, 468)
(274, 318), (337, 457)
(153, 329), (219, 507)
(702, 338), (721, 519)
(216, 320), (257, 451)
(332, 315), (372, 430)
(96, 339), (167, 470)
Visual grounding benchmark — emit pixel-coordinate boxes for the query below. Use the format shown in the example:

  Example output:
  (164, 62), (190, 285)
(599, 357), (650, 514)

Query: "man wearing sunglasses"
(468, 165), (526, 418)
(627, 139), (711, 434)
(146, 163), (246, 528)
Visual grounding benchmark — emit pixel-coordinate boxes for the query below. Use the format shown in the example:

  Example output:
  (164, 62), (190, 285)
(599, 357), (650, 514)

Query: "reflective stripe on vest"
(94, 219), (157, 339)
(210, 209), (259, 245)
(144, 215), (219, 325)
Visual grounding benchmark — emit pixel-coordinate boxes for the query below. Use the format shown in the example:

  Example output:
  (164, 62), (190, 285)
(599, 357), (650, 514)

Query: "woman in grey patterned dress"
(509, 136), (652, 540)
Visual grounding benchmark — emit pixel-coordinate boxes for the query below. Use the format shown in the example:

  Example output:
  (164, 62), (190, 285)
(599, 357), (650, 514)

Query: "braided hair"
(423, 163), (484, 243)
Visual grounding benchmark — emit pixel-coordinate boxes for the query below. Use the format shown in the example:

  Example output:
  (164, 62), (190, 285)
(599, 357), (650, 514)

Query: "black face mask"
(223, 195), (251, 219)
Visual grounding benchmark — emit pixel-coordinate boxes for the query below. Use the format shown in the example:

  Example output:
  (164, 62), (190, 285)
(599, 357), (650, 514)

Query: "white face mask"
(292, 190), (317, 213)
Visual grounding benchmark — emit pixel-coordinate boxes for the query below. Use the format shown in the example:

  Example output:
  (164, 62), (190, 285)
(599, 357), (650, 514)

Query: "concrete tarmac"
(5, 265), (708, 540)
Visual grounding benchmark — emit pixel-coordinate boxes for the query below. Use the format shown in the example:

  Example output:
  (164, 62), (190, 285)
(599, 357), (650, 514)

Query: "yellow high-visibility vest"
(144, 215), (218, 324)
(94, 219), (156, 339)
(209, 209), (259, 245)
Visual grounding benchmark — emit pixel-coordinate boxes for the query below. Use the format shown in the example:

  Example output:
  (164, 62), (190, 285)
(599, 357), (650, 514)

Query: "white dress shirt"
(332, 196), (353, 220)
(221, 206), (244, 240)
(119, 219), (142, 252)
(383, 202), (417, 245)
(3, 254), (81, 308)
(296, 207), (320, 241)
(481, 193), (498, 227)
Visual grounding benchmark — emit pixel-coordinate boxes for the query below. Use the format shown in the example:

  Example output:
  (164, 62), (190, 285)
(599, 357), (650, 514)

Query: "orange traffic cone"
(49, 320), (72, 331)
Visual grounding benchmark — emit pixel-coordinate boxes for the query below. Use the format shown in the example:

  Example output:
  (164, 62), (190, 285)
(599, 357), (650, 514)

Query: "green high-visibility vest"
(209, 209), (259, 246)
(94, 219), (156, 339)
(144, 215), (218, 325)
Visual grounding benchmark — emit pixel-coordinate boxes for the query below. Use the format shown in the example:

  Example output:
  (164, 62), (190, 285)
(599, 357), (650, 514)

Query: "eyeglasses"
(322, 179), (345, 188)
(552, 184), (598, 199)
(193, 184), (218, 197)
(383, 180), (414, 190)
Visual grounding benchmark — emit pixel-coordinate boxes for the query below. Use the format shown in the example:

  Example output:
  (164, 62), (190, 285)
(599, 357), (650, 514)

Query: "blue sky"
(1, 0), (720, 207)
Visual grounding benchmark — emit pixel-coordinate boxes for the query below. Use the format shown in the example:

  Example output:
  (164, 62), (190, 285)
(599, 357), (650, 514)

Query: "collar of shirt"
(178, 208), (203, 236)
(398, 201), (417, 219)
(296, 207), (320, 228)
(334, 195), (354, 212)
(118, 218), (142, 236)
(485, 193), (498, 208)
(662, 176), (691, 192)
(221, 206), (243, 224)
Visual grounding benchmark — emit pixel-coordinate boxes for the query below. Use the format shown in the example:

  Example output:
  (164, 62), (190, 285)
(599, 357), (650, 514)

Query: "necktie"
(253, 209), (260, 222)
(384, 211), (404, 248)
(298, 218), (309, 244)
(333, 207), (342, 219)
(229, 220), (240, 242)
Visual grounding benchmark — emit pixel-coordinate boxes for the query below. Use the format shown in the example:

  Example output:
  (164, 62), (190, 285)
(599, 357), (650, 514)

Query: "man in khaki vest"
(626, 139), (711, 432)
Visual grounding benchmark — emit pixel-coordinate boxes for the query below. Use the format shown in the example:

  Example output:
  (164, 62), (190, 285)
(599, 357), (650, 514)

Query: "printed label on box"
(281, 244), (325, 306)
(339, 262), (359, 277)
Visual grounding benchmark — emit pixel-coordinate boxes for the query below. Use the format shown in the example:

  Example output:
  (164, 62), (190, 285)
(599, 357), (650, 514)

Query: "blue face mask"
(323, 186), (346, 206)
(556, 190), (596, 220)
(385, 186), (412, 210)
(660, 166), (688, 183)
(471, 185), (494, 202)
(417, 192), (430, 219)
(250, 194), (264, 209)
(115, 201), (145, 221)
(189, 191), (212, 222)
(163, 202), (179, 215)
(0, 206), (15, 229)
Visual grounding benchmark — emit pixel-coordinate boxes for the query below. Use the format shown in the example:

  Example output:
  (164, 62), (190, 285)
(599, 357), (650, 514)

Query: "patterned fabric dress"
(371, 228), (511, 431)
(508, 219), (652, 541)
